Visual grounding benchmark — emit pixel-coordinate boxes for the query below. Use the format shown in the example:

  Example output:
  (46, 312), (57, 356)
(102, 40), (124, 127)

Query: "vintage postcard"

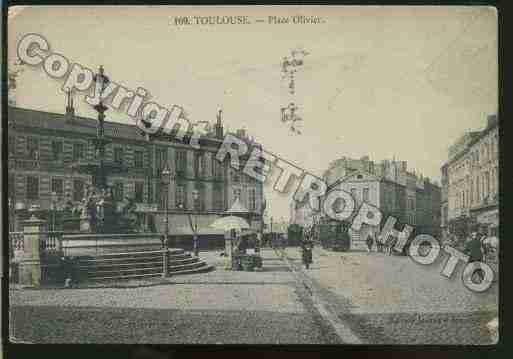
(6, 5), (498, 345)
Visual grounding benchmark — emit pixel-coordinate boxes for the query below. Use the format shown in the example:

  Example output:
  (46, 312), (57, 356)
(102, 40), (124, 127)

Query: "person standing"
(465, 232), (484, 262)
(366, 232), (374, 253)
(464, 231), (484, 282)
(255, 232), (262, 254)
(376, 233), (383, 253)
(387, 236), (397, 256)
(302, 238), (313, 269)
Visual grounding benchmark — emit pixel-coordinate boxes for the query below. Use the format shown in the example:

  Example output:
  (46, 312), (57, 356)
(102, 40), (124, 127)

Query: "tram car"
(287, 224), (304, 246)
(318, 220), (351, 252)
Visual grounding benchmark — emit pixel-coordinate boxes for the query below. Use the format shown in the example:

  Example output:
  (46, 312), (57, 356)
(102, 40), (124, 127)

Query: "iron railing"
(9, 231), (64, 256)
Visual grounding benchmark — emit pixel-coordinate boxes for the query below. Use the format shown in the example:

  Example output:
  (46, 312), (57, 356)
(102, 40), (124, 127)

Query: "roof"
(8, 106), (145, 142)
(327, 169), (383, 192)
(8, 106), (261, 150)
(442, 116), (499, 168)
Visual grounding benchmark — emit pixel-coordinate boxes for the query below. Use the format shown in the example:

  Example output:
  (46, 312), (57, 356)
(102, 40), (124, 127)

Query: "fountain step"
(72, 248), (212, 282)
(78, 248), (185, 259)
(81, 260), (206, 275)
(78, 257), (199, 270)
(88, 262), (206, 278)
(77, 252), (191, 264)
(88, 263), (214, 281)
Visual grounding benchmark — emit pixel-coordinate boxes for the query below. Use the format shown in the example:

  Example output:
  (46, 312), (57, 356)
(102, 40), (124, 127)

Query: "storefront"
(471, 203), (499, 237)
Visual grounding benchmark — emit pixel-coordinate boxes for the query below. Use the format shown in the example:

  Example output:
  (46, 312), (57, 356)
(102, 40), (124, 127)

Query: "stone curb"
(277, 247), (363, 344)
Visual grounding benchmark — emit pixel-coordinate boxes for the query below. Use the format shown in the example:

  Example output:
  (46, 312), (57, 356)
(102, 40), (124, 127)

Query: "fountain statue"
(70, 66), (137, 234)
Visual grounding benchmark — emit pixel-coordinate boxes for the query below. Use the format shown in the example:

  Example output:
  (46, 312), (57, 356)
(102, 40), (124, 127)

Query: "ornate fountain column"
(71, 66), (127, 233)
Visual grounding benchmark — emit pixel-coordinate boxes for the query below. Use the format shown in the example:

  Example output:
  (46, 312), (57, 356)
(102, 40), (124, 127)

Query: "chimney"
(487, 114), (497, 129)
(215, 108), (224, 139)
(236, 128), (247, 139)
(65, 89), (75, 121)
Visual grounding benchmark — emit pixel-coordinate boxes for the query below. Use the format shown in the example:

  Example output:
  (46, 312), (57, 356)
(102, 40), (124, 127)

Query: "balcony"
(470, 194), (499, 211)
(9, 158), (66, 172)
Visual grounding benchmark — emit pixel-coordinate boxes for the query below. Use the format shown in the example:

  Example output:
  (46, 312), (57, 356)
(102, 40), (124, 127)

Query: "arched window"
(470, 180), (474, 203)
(485, 172), (490, 198)
(476, 176), (480, 202)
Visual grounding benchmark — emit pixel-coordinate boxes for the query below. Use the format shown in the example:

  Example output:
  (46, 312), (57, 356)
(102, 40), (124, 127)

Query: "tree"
(8, 60), (24, 106)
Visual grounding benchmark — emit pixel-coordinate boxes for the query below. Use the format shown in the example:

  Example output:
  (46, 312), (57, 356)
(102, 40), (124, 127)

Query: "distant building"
(292, 156), (441, 249)
(7, 103), (264, 235)
(442, 114), (499, 236)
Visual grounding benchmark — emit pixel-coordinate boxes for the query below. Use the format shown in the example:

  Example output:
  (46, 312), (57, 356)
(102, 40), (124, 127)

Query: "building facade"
(7, 105), (264, 235)
(292, 156), (442, 248)
(442, 114), (499, 236)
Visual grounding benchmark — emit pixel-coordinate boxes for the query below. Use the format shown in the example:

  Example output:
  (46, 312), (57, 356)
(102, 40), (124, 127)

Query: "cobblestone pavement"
(9, 248), (340, 344)
(283, 246), (499, 344)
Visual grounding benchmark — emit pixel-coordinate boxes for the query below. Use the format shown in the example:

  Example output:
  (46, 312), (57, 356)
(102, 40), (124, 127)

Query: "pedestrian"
(302, 238), (313, 269)
(376, 233), (383, 253)
(366, 232), (374, 253)
(479, 225), (491, 258)
(382, 235), (394, 255)
(255, 232), (262, 254)
(465, 232), (484, 262)
(464, 231), (484, 282)
(381, 234), (389, 255)
(387, 236), (397, 256)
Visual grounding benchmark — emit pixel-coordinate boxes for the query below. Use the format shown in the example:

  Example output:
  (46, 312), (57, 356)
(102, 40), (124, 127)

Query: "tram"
(318, 220), (351, 252)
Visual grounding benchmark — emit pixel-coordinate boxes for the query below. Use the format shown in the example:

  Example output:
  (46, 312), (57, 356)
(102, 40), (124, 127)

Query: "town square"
(5, 5), (499, 346)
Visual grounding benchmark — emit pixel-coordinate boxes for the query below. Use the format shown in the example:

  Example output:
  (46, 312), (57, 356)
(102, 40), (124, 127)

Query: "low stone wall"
(62, 233), (164, 256)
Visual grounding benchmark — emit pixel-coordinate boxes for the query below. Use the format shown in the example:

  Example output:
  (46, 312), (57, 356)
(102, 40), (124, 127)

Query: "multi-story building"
(292, 156), (441, 249)
(442, 114), (499, 236)
(7, 103), (264, 236)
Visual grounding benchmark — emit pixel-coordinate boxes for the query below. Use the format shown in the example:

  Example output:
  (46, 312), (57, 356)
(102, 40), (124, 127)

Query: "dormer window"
(8, 136), (15, 157)
(27, 136), (39, 160)
(52, 140), (63, 161)
(73, 142), (85, 161)
(114, 147), (124, 164)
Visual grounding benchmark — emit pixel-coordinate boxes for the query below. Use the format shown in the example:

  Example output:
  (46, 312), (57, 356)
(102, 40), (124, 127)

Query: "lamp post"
(161, 165), (172, 278)
(8, 198), (13, 232)
(50, 191), (58, 232)
(191, 189), (199, 257)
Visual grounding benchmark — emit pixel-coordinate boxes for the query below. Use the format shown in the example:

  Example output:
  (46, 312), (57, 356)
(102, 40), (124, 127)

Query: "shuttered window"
(27, 176), (39, 200)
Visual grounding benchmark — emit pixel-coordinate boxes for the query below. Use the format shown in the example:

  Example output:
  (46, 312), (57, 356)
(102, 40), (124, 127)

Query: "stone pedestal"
(224, 236), (233, 269)
(18, 215), (47, 286)
(80, 213), (91, 232)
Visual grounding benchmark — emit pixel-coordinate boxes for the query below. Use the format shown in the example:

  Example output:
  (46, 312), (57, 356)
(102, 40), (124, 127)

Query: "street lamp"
(161, 165), (173, 246)
(161, 165), (172, 278)
(50, 191), (58, 232)
(191, 189), (199, 257)
(8, 197), (14, 232)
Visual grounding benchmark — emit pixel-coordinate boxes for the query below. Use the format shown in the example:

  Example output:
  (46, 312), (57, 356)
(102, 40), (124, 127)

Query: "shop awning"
(170, 226), (226, 236)
(476, 209), (499, 226)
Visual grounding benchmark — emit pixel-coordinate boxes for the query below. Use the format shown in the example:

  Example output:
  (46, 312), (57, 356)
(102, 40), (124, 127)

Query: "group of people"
(363, 225), (498, 269)
(365, 231), (396, 255)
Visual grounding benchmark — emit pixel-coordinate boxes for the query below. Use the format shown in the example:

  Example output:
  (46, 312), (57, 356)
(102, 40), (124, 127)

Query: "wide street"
(9, 246), (498, 344)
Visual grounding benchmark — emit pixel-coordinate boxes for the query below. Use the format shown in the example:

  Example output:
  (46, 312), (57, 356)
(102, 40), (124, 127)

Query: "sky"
(8, 6), (498, 220)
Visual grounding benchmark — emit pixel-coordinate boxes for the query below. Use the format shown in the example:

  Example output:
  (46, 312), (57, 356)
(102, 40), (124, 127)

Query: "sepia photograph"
(5, 5), (499, 345)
